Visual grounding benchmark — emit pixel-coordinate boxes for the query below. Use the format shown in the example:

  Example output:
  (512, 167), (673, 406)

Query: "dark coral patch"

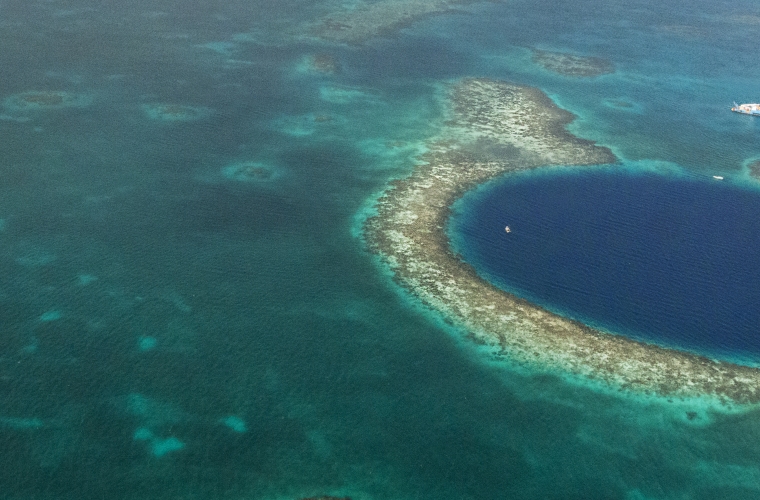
(531, 49), (614, 77)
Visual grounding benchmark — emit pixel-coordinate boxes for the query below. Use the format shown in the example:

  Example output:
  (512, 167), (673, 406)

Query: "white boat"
(504, 225), (511, 233)
(731, 102), (760, 116)
(713, 175), (724, 180)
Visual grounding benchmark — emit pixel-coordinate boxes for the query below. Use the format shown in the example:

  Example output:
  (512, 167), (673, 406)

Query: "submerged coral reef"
(312, 0), (482, 44)
(364, 78), (760, 404)
(747, 159), (760, 180)
(309, 53), (341, 74)
(531, 49), (614, 77)
(3, 90), (93, 112)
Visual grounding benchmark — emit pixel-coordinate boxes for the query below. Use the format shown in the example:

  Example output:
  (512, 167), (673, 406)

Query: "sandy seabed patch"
(364, 78), (760, 406)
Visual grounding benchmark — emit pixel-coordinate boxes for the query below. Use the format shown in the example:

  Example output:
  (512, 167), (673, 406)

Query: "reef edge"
(363, 78), (760, 405)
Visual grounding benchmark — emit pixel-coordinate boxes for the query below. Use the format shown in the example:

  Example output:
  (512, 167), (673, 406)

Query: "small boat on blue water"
(505, 225), (511, 233)
(731, 102), (760, 116)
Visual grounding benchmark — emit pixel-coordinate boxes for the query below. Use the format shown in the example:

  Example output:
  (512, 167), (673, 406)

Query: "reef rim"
(363, 78), (760, 406)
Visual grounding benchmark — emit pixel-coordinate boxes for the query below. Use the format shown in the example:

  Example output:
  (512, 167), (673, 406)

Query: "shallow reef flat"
(531, 49), (614, 77)
(311, 0), (483, 44)
(364, 78), (760, 405)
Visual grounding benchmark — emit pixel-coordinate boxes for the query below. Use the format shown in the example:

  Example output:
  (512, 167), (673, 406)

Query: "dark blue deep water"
(450, 168), (760, 363)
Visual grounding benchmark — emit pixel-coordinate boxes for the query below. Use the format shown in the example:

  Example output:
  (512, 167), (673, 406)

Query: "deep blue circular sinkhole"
(449, 167), (760, 364)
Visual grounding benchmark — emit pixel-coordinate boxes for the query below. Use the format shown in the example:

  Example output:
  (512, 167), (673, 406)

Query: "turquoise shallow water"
(2, 0), (760, 499)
